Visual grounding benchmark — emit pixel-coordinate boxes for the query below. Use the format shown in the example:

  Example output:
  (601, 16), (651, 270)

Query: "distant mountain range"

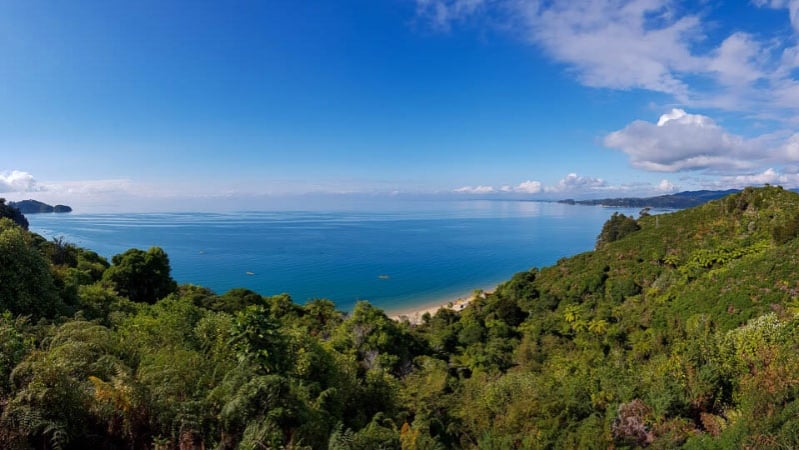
(559, 189), (742, 209)
(9, 199), (72, 214)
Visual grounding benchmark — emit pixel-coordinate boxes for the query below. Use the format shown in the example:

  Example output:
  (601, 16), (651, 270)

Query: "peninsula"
(559, 189), (740, 209)
(9, 199), (72, 214)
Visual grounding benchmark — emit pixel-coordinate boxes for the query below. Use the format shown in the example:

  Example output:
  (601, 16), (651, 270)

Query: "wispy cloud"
(754, 1), (799, 33)
(41, 178), (134, 195)
(416, 0), (799, 118)
(708, 167), (799, 188)
(415, 0), (488, 31)
(454, 184), (497, 194)
(454, 173), (610, 196)
(515, 0), (703, 100)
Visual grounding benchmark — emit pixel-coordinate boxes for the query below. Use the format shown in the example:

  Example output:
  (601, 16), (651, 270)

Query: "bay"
(26, 200), (641, 313)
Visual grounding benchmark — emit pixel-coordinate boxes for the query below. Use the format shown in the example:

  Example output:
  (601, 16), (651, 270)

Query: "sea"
(26, 200), (642, 314)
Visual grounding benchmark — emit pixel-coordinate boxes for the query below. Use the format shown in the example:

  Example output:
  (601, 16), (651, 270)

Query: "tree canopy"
(2, 186), (799, 448)
(596, 211), (640, 248)
(102, 247), (177, 304)
(0, 198), (28, 230)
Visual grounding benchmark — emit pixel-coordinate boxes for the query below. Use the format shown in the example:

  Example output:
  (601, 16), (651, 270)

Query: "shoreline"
(387, 285), (497, 325)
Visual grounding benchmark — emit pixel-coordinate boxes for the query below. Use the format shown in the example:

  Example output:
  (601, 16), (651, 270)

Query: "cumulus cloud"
(0, 170), (40, 193)
(515, 179), (542, 193)
(454, 179), (544, 194)
(546, 173), (606, 192)
(657, 179), (678, 192)
(604, 109), (765, 172)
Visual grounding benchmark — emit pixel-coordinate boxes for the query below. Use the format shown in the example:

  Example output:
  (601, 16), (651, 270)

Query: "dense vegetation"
(0, 198), (29, 229)
(3, 186), (799, 448)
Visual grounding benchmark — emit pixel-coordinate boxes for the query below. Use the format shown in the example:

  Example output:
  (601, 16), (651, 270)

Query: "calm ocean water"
(26, 200), (641, 313)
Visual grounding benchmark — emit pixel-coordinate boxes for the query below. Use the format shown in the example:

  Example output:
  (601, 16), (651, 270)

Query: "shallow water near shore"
(27, 200), (641, 313)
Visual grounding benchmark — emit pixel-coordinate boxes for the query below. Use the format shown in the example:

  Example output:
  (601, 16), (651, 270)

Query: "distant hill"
(9, 199), (72, 214)
(559, 189), (740, 209)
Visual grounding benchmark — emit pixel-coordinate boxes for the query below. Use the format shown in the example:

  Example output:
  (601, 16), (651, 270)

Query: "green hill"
(1, 186), (799, 448)
(559, 189), (740, 208)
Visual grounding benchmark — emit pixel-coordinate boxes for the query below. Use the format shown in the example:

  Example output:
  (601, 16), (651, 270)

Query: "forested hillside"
(2, 186), (799, 449)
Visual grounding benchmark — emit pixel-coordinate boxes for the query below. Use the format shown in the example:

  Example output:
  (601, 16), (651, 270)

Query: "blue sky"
(3, 0), (799, 211)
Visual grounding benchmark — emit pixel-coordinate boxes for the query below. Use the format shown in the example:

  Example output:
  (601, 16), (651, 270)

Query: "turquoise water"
(26, 201), (641, 313)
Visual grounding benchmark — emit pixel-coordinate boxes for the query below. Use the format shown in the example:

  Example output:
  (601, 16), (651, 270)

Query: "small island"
(9, 199), (72, 214)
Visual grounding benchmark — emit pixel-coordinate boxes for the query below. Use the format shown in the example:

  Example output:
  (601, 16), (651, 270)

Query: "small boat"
(245, 271), (255, 276)
(378, 274), (390, 280)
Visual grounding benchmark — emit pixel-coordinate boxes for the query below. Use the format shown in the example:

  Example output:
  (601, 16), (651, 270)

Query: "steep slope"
(537, 185), (799, 330)
(435, 185), (799, 447)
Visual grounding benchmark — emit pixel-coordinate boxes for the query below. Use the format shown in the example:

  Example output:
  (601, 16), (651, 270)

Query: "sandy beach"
(388, 286), (495, 325)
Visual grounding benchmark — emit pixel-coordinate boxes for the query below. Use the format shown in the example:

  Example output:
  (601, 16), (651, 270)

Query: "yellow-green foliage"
(4, 186), (799, 448)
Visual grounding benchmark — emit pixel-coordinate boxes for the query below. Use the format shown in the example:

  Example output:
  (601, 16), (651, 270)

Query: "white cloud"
(515, 179), (542, 193)
(0, 170), (40, 193)
(714, 167), (799, 187)
(453, 184), (496, 194)
(604, 109), (765, 172)
(514, 0), (702, 99)
(707, 33), (765, 88)
(546, 173), (606, 192)
(454, 179), (544, 194)
(782, 133), (799, 160)
(514, 1), (794, 111)
(657, 179), (677, 192)
(416, 1), (799, 118)
(451, 175), (687, 197)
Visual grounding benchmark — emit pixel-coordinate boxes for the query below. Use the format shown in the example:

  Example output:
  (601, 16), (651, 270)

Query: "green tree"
(0, 312), (32, 395)
(3, 321), (129, 449)
(0, 218), (63, 318)
(333, 301), (426, 375)
(102, 247), (177, 303)
(230, 304), (289, 374)
(0, 198), (28, 230)
(596, 212), (640, 248)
